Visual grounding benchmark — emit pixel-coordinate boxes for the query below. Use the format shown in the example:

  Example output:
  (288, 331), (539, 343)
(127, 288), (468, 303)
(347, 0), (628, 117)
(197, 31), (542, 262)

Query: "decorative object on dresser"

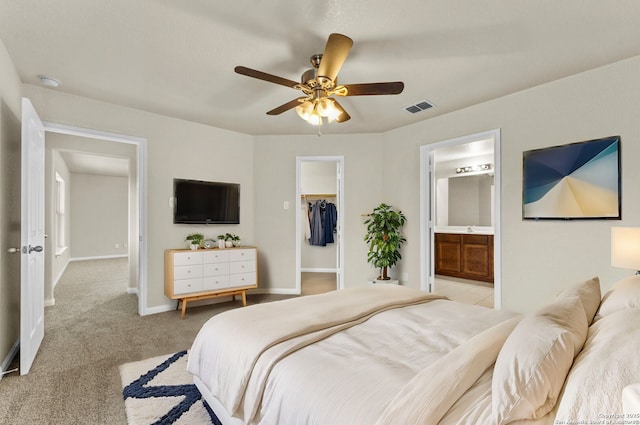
(217, 233), (240, 248)
(364, 203), (407, 280)
(184, 233), (204, 250)
(435, 232), (494, 283)
(164, 247), (258, 319)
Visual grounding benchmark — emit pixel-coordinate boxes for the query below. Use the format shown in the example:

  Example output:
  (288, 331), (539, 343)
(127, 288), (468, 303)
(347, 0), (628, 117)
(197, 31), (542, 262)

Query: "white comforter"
(188, 285), (519, 425)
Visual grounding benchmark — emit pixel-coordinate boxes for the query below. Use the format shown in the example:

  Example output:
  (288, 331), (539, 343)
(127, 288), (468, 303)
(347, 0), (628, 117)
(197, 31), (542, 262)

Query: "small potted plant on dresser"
(218, 233), (241, 248)
(185, 233), (204, 250)
(364, 203), (407, 281)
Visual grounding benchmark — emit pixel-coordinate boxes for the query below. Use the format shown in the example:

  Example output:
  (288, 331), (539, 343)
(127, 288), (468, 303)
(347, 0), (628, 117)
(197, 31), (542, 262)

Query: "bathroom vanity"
(434, 229), (494, 283)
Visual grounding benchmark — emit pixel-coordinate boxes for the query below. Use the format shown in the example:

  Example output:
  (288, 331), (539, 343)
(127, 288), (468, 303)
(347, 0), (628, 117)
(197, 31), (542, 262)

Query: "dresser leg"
(241, 290), (247, 307)
(181, 298), (188, 319)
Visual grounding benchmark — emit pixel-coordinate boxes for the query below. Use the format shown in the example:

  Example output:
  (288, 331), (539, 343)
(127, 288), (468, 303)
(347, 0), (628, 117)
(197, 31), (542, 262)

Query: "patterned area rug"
(119, 351), (221, 425)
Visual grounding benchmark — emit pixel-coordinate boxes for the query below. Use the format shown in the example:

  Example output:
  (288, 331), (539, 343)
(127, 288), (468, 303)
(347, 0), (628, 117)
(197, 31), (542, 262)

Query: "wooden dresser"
(435, 233), (493, 283)
(164, 247), (258, 318)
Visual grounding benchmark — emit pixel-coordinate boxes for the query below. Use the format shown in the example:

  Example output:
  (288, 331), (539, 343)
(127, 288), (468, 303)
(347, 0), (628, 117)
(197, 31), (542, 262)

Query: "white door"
(20, 98), (45, 375)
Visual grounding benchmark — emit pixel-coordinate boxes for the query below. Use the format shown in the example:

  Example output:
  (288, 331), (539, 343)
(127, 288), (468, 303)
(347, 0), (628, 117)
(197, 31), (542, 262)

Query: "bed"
(187, 277), (640, 425)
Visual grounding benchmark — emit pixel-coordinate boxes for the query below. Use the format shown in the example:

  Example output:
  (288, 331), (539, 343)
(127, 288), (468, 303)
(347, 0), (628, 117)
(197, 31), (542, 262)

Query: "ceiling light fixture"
(38, 75), (61, 88)
(455, 163), (492, 174)
(295, 96), (343, 126)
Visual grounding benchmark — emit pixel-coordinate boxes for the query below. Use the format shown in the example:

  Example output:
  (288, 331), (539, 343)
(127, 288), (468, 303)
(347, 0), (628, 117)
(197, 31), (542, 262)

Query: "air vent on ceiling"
(404, 100), (435, 114)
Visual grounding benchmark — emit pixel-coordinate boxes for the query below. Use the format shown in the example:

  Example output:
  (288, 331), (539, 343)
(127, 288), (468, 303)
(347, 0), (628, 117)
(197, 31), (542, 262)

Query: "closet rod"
(301, 193), (336, 198)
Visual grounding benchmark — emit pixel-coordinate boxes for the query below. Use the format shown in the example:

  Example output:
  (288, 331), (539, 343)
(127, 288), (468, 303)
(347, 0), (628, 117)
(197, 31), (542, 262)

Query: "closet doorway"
(295, 156), (344, 295)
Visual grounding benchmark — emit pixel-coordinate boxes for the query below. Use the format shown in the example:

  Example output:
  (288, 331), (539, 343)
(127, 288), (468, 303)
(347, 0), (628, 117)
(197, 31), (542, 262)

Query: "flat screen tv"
(174, 179), (240, 224)
(522, 135), (620, 220)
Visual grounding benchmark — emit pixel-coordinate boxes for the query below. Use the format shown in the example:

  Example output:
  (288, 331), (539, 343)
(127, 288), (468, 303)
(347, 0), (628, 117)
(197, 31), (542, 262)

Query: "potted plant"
(185, 232), (204, 250)
(217, 233), (240, 248)
(364, 203), (407, 280)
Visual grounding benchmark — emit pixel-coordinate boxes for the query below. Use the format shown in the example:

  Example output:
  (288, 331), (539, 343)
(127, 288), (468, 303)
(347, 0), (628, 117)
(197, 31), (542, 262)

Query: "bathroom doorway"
(420, 130), (502, 309)
(295, 156), (345, 295)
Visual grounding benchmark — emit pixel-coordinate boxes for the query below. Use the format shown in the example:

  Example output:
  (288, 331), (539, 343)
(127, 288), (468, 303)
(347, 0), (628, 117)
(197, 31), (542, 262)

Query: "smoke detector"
(38, 75), (61, 88)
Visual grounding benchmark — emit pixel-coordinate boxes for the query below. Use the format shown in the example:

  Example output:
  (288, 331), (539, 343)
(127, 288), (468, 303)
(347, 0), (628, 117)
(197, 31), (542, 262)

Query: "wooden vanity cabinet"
(435, 233), (493, 283)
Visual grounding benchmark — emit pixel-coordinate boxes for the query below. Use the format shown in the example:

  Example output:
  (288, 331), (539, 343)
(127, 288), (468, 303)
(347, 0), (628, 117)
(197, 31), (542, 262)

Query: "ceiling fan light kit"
(296, 97), (342, 125)
(234, 33), (404, 128)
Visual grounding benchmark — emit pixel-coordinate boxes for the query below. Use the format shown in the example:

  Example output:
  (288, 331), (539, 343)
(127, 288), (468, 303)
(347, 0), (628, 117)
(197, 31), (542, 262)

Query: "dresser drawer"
(229, 272), (256, 287)
(229, 260), (255, 275)
(203, 262), (229, 277)
(202, 275), (231, 290)
(173, 252), (202, 266)
(173, 278), (203, 295)
(173, 265), (203, 280)
(202, 250), (230, 264)
(229, 249), (256, 262)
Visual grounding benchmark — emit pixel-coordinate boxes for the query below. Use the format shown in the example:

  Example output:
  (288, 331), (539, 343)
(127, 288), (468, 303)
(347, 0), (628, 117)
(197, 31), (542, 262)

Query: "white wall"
(70, 173), (128, 259)
(0, 37), (22, 371)
(23, 84), (254, 310)
(382, 55), (640, 313)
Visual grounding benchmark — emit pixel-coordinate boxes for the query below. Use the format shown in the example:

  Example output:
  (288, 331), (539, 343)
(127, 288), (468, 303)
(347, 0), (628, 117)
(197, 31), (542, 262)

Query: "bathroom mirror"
(436, 173), (494, 227)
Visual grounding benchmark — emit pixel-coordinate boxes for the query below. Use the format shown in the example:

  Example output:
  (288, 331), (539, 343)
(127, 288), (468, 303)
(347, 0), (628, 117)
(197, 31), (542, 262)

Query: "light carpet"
(120, 351), (221, 425)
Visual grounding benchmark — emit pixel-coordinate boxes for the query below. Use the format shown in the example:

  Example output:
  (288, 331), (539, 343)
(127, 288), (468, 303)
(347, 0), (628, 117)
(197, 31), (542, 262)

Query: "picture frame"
(522, 135), (621, 220)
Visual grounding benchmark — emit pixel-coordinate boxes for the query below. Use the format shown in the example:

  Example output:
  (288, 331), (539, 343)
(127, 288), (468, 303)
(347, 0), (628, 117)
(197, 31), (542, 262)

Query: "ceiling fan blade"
(235, 66), (299, 88)
(317, 33), (353, 82)
(340, 82), (405, 96)
(332, 99), (351, 123)
(266, 97), (306, 115)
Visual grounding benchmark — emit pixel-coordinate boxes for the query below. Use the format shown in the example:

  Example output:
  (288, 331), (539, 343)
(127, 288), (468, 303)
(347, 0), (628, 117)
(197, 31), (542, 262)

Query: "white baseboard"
(44, 297), (56, 307)
(70, 254), (128, 262)
(301, 268), (337, 273)
(0, 339), (20, 381)
(126, 287), (138, 295)
(249, 287), (299, 295)
(141, 287), (301, 316)
(52, 258), (70, 289)
(141, 303), (176, 316)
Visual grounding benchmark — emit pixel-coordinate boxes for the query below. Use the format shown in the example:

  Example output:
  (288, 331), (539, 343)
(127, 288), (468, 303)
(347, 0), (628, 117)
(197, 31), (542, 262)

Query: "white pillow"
(555, 309), (640, 422)
(594, 275), (640, 320)
(557, 277), (601, 325)
(492, 295), (588, 424)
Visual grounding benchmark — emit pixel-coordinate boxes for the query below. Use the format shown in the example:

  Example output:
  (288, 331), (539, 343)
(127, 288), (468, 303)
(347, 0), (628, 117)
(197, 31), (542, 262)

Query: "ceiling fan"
(234, 33), (404, 125)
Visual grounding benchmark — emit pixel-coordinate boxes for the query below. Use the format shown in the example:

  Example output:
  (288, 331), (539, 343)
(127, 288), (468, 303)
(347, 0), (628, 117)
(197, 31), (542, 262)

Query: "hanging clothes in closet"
(308, 199), (337, 246)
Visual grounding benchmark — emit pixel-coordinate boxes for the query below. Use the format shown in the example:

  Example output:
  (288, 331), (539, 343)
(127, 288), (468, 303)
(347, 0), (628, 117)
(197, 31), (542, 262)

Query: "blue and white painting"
(523, 136), (620, 219)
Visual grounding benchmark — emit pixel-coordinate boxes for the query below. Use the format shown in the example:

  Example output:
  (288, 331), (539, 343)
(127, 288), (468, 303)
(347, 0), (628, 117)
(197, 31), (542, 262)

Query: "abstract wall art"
(523, 136), (621, 220)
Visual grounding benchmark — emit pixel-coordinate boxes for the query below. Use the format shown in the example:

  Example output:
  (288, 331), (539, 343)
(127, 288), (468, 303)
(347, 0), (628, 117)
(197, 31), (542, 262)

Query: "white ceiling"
(1, 1), (640, 137)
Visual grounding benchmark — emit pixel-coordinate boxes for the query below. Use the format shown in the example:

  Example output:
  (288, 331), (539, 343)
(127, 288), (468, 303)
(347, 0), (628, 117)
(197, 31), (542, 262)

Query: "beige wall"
(0, 38), (22, 370)
(253, 134), (384, 290)
(382, 55), (640, 313)
(23, 84), (254, 309)
(70, 173), (128, 258)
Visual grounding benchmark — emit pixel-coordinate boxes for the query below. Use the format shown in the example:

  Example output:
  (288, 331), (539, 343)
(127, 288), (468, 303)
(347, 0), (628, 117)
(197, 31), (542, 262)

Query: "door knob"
(28, 245), (43, 253)
(7, 247), (20, 254)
